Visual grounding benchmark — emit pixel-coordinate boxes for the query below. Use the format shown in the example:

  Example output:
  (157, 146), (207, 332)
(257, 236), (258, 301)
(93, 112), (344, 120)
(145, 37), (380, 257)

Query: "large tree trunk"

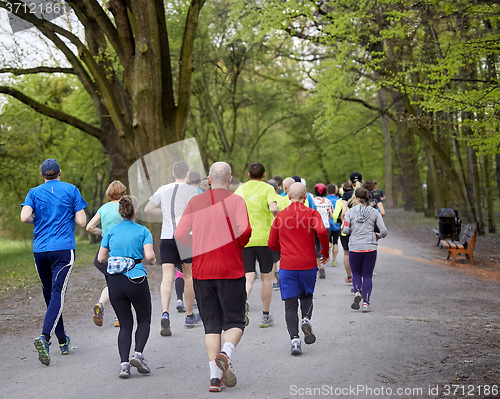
(483, 154), (496, 233)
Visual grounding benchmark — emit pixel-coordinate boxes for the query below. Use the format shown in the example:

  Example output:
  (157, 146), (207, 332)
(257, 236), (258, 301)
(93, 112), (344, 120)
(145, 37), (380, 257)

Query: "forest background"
(0, 0), (498, 247)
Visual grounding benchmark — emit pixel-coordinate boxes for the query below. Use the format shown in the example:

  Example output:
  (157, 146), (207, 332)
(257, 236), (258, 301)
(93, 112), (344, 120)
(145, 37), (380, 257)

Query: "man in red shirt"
(268, 182), (329, 355)
(175, 162), (252, 393)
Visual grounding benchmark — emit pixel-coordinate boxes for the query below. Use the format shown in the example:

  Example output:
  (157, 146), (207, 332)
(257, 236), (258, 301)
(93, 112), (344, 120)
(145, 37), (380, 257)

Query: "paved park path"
(1, 232), (499, 399)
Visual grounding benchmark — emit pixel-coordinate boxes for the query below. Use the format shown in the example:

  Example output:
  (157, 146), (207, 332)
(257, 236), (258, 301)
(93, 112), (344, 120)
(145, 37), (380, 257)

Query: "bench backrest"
(461, 224), (477, 249)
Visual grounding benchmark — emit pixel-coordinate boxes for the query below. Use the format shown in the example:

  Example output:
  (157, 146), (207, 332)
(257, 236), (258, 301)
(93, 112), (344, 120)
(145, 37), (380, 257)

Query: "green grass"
(0, 239), (99, 292)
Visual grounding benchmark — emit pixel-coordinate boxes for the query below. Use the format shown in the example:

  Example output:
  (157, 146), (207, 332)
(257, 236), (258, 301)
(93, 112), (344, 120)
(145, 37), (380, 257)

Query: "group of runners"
(21, 158), (387, 393)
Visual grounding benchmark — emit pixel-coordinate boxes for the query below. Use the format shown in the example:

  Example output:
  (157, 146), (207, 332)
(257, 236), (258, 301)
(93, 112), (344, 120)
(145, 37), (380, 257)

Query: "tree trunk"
(377, 89), (394, 208)
(483, 154), (496, 233)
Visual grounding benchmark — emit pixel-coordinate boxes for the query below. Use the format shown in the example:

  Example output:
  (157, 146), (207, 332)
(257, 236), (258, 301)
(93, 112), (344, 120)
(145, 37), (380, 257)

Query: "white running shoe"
(291, 338), (302, 355)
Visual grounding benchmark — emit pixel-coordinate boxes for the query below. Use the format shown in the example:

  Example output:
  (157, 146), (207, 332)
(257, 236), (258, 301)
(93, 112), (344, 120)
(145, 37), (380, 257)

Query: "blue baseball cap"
(41, 158), (60, 177)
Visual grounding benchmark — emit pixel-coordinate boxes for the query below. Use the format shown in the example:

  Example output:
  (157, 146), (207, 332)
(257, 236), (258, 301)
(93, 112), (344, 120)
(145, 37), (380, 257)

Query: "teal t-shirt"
(101, 219), (153, 278)
(97, 202), (122, 236)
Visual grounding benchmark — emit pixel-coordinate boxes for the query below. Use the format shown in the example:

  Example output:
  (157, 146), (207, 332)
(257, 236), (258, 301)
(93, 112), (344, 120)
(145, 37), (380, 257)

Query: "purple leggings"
(349, 251), (377, 304)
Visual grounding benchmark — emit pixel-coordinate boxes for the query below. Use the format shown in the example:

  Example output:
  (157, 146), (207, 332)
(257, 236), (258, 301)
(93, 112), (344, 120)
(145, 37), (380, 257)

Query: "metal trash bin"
(437, 208), (460, 241)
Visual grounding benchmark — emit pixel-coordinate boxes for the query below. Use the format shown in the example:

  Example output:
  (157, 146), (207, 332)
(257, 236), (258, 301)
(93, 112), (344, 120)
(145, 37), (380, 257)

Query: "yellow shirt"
(235, 180), (277, 247)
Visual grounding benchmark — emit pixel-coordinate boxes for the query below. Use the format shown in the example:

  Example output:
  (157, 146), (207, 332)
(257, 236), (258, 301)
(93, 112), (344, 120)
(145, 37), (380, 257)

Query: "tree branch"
(69, 0), (125, 63)
(0, 67), (75, 75)
(0, 85), (104, 139)
(176, 0), (207, 141)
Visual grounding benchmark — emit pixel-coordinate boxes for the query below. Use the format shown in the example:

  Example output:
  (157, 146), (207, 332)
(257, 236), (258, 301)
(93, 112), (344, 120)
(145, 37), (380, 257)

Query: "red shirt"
(175, 189), (252, 280)
(268, 201), (329, 270)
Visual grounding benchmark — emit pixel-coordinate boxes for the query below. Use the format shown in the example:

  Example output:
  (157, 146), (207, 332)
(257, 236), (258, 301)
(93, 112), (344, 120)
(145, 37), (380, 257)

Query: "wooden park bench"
(439, 224), (478, 266)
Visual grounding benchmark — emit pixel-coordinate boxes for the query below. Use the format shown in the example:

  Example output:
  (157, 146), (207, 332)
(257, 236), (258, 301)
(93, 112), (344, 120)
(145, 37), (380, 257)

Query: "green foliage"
(0, 74), (108, 240)
(0, 238), (98, 292)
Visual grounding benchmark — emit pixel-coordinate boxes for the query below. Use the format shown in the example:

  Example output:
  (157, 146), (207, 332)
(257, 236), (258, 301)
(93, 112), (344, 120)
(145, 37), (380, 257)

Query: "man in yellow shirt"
(235, 163), (279, 328)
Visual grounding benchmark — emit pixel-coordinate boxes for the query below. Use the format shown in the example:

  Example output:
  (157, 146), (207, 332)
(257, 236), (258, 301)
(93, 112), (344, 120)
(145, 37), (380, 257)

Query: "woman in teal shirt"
(98, 195), (156, 378)
(87, 180), (126, 327)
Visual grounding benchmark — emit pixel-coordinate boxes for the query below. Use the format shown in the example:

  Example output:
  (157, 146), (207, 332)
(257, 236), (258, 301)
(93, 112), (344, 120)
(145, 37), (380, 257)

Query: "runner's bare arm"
(269, 201), (279, 217)
(143, 243), (156, 265)
(144, 200), (163, 216)
(75, 209), (87, 227)
(20, 205), (34, 224)
(97, 245), (109, 263)
(86, 213), (102, 235)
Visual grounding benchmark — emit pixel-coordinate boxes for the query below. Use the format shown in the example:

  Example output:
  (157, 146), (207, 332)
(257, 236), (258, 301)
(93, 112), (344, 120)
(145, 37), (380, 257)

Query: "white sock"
(222, 342), (235, 359)
(209, 360), (222, 379)
(134, 351), (142, 357)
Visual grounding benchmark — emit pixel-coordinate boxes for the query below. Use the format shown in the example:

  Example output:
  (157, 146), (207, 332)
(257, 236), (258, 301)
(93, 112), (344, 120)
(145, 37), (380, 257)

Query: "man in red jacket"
(268, 182), (329, 355)
(175, 162), (252, 393)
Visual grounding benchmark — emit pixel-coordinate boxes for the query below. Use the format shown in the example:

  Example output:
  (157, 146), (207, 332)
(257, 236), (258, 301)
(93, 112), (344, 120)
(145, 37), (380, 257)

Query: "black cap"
(292, 175), (301, 183)
(349, 172), (362, 183)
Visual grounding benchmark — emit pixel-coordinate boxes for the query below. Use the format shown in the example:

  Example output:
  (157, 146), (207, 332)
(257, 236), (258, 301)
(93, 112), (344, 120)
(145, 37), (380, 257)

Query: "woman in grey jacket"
(341, 188), (388, 312)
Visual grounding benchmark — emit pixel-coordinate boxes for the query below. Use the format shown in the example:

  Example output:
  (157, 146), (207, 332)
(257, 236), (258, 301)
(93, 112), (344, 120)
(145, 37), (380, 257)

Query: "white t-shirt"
(149, 182), (198, 239)
(313, 196), (333, 229)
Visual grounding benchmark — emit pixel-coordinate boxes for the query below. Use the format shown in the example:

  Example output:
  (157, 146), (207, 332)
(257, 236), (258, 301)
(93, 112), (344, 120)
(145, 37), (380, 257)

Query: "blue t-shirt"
(101, 219), (153, 278)
(22, 180), (88, 252)
(306, 192), (317, 210)
(326, 194), (341, 231)
(97, 202), (122, 236)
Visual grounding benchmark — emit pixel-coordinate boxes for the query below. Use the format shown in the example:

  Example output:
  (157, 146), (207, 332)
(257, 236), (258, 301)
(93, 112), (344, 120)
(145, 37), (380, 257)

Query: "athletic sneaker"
(291, 338), (302, 355)
(119, 362), (131, 378)
(301, 318), (316, 344)
(176, 299), (186, 312)
(34, 335), (51, 365)
(259, 314), (274, 328)
(331, 261), (337, 267)
(318, 268), (326, 279)
(93, 302), (104, 327)
(130, 352), (151, 374)
(345, 276), (352, 284)
(209, 378), (223, 392)
(244, 301), (249, 327)
(185, 313), (201, 328)
(351, 292), (362, 310)
(215, 352), (237, 388)
(160, 313), (172, 336)
(362, 302), (370, 313)
(114, 317), (120, 327)
(59, 335), (71, 355)
(272, 282), (280, 291)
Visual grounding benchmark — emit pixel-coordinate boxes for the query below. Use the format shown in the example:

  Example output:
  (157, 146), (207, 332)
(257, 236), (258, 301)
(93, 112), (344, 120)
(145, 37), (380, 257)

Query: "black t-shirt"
(342, 190), (354, 207)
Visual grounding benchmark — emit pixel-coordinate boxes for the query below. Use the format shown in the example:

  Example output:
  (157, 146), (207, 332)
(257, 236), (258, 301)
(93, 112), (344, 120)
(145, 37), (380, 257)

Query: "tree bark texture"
(0, 0), (206, 184)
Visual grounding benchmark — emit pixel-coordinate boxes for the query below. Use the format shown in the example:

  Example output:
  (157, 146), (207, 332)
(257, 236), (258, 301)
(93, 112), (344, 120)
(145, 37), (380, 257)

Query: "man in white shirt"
(145, 161), (199, 335)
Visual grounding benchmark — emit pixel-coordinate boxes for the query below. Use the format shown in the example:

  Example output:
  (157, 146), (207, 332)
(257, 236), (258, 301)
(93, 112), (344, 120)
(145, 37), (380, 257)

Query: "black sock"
(58, 336), (67, 345)
(263, 311), (269, 316)
(162, 311), (169, 317)
(187, 314), (194, 318)
(42, 333), (50, 342)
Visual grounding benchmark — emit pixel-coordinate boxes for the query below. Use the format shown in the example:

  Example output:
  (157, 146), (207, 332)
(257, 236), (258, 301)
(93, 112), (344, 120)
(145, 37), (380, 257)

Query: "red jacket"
(175, 189), (251, 279)
(268, 201), (329, 270)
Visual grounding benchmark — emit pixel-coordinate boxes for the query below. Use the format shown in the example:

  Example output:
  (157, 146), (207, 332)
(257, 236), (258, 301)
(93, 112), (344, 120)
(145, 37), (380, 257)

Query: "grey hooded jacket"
(341, 204), (388, 251)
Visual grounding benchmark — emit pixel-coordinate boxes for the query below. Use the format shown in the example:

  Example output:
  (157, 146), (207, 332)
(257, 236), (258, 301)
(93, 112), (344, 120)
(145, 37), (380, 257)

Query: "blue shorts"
(279, 267), (317, 300)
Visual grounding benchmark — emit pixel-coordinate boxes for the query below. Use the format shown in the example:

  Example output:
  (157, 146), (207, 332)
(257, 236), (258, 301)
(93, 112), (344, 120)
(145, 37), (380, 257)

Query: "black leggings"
(284, 294), (313, 339)
(108, 274), (151, 363)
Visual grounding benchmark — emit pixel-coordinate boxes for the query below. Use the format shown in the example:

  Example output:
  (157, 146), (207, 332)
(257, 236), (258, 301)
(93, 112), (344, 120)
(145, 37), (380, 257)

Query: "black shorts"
(193, 277), (246, 334)
(160, 238), (193, 264)
(242, 246), (274, 274)
(330, 230), (340, 245)
(272, 250), (281, 264)
(340, 234), (350, 252)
